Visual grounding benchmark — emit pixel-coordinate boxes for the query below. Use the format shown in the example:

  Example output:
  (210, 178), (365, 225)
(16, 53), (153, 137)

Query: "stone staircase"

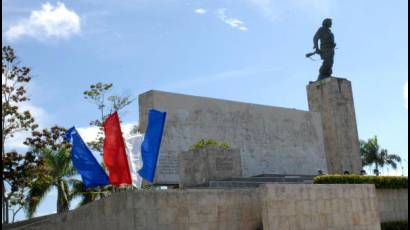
(207, 174), (316, 188)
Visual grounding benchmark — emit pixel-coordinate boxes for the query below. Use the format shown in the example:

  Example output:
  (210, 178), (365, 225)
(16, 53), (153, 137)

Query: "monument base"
(307, 77), (362, 174)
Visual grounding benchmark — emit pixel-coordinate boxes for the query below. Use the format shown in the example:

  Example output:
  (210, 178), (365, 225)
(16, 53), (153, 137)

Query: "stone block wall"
(261, 184), (381, 230)
(179, 146), (242, 188)
(377, 189), (408, 223)
(5, 184), (389, 230)
(9, 189), (261, 230)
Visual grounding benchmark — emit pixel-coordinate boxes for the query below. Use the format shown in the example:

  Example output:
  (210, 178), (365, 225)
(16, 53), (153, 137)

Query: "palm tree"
(25, 147), (113, 218)
(360, 136), (402, 176)
(25, 147), (76, 218)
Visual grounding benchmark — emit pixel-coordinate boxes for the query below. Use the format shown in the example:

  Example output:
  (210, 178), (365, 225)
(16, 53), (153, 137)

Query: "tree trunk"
(375, 163), (380, 176)
(5, 195), (9, 223)
(2, 183), (6, 223)
(56, 181), (69, 214)
(57, 183), (63, 214)
(2, 135), (9, 223)
(3, 182), (9, 223)
(12, 206), (23, 223)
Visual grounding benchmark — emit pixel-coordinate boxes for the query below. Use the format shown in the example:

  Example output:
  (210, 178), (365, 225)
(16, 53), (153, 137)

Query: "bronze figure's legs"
(318, 49), (334, 80)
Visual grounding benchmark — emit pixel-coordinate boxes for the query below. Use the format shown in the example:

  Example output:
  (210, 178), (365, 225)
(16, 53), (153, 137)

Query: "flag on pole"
(125, 135), (144, 188)
(138, 109), (167, 183)
(103, 112), (132, 186)
(64, 127), (109, 188)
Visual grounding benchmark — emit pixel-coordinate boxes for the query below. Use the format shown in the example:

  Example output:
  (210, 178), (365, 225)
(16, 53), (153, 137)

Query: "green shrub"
(381, 221), (408, 230)
(189, 139), (230, 151)
(313, 175), (408, 189)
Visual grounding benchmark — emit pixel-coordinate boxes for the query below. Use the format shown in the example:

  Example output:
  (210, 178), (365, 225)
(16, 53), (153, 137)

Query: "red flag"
(103, 112), (132, 186)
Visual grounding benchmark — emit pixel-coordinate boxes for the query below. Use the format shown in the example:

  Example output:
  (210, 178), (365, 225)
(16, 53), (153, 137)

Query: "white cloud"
(20, 103), (50, 128)
(4, 132), (30, 151)
(404, 81), (408, 109)
(4, 103), (51, 152)
(5, 115), (138, 152)
(194, 8), (207, 15)
(5, 2), (81, 41)
(3, 73), (51, 151)
(76, 126), (101, 143)
(216, 8), (248, 32)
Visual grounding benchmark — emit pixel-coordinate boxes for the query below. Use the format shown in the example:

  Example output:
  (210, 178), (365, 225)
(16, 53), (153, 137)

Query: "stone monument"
(307, 77), (362, 174)
(139, 90), (328, 184)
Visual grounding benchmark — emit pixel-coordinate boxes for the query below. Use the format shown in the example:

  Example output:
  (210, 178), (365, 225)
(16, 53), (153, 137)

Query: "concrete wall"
(5, 184), (384, 230)
(179, 146), (242, 188)
(307, 77), (362, 174)
(7, 189), (262, 230)
(261, 184), (381, 230)
(377, 189), (408, 223)
(139, 90), (327, 184)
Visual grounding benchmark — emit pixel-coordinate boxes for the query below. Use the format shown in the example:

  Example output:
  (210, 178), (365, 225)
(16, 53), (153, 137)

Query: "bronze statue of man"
(313, 18), (336, 81)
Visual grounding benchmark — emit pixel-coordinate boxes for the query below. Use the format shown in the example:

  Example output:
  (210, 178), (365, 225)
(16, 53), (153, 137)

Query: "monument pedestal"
(178, 146), (242, 188)
(307, 77), (362, 174)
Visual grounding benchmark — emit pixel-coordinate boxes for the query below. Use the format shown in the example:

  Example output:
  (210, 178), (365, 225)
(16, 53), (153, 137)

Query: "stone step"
(208, 179), (314, 188)
(220, 177), (306, 183)
(183, 174), (317, 189)
(251, 174), (317, 180)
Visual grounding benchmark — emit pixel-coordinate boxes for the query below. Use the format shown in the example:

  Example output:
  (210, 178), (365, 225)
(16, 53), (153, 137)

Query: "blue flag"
(65, 127), (109, 188)
(138, 109), (167, 183)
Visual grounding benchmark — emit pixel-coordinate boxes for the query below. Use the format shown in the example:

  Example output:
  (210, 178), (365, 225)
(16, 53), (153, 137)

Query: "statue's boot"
(317, 74), (329, 81)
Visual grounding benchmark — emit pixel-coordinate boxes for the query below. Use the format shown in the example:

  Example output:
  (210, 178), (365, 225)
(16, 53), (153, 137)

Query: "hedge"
(253, 221), (408, 230)
(313, 175), (408, 189)
(189, 139), (230, 151)
(381, 221), (408, 230)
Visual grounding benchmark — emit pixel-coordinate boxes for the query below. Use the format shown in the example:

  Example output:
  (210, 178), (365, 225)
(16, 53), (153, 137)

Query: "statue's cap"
(322, 18), (332, 27)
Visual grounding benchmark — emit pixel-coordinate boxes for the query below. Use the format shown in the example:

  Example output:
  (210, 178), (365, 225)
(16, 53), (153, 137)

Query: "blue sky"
(3, 0), (408, 220)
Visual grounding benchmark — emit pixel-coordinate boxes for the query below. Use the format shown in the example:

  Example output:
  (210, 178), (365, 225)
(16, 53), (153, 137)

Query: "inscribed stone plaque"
(215, 157), (234, 171)
(178, 147), (242, 188)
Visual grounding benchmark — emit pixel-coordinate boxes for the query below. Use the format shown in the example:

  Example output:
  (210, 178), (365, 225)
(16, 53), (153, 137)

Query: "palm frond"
(68, 179), (85, 199)
(361, 136), (402, 175)
(386, 153), (401, 169)
(388, 153), (402, 162)
(25, 175), (53, 218)
(40, 148), (59, 178)
(58, 148), (76, 178)
(69, 179), (97, 207)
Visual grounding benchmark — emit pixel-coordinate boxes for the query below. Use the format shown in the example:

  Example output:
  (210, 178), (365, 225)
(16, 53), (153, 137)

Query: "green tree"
(2, 46), (39, 223)
(83, 82), (134, 154)
(24, 126), (74, 217)
(3, 151), (43, 222)
(25, 147), (75, 217)
(24, 126), (111, 217)
(83, 83), (135, 193)
(360, 136), (402, 176)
